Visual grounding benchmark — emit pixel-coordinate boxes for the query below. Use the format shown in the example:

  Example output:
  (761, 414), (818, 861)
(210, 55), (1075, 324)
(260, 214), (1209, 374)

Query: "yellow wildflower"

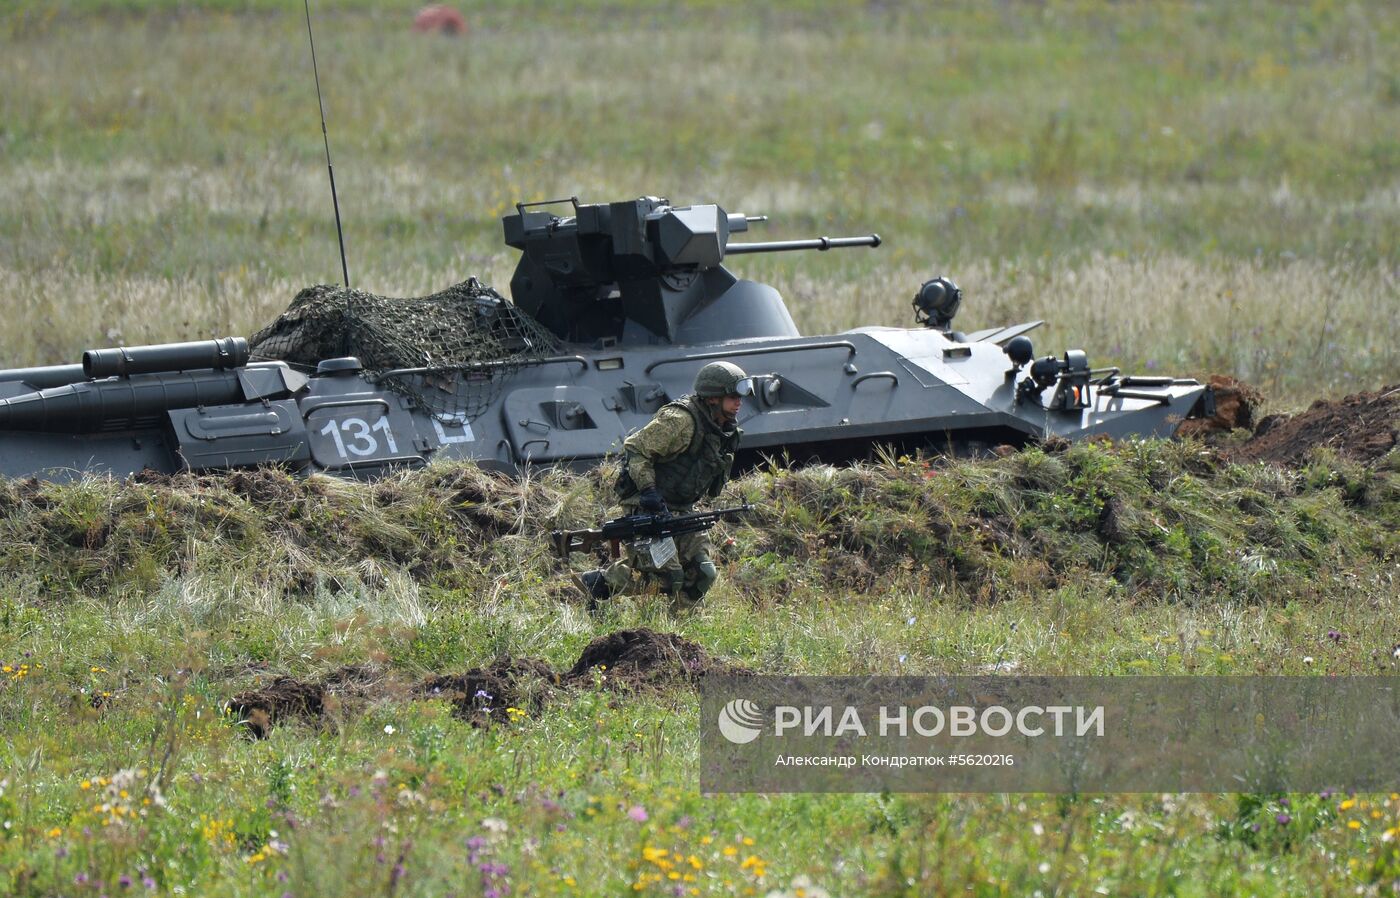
(1340, 799), (1356, 810)
(1348, 820), (1361, 830)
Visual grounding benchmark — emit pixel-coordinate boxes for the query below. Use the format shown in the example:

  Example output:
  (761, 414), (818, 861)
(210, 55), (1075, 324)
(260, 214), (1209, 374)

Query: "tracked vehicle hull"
(0, 196), (1211, 481)
(0, 329), (1208, 482)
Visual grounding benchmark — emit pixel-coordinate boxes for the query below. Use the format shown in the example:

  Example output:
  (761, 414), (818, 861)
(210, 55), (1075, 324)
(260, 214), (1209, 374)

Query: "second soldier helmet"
(694, 361), (753, 398)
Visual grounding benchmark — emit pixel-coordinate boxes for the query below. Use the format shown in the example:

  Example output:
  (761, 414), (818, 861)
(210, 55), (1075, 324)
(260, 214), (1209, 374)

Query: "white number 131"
(318, 416), (398, 459)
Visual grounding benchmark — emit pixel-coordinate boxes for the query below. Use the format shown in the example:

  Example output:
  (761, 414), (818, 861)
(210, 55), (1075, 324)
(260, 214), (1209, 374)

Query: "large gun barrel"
(725, 234), (881, 255)
(0, 370), (246, 433)
(0, 336), (260, 434)
(83, 337), (249, 379)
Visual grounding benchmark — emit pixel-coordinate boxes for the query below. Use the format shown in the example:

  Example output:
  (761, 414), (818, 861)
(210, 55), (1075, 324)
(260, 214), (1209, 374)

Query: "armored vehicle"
(0, 196), (1212, 481)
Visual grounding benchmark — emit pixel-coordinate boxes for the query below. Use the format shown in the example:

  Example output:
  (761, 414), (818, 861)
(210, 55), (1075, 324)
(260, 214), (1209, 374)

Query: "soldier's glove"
(639, 487), (670, 516)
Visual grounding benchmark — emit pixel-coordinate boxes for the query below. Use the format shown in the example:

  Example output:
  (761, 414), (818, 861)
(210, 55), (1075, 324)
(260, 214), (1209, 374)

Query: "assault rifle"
(551, 504), (755, 559)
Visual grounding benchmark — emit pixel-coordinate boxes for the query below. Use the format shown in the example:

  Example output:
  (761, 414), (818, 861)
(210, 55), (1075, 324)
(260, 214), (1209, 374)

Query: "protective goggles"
(730, 377), (755, 398)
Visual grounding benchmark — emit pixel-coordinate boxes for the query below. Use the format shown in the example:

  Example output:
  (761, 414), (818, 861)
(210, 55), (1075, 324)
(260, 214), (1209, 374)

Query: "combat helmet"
(694, 361), (753, 398)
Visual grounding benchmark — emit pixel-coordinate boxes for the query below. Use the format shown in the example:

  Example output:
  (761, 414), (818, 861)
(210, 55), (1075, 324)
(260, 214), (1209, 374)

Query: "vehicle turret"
(502, 196), (879, 347)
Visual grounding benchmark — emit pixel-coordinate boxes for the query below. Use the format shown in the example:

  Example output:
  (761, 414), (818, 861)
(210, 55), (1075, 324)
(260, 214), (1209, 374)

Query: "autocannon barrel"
(0, 370), (245, 433)
(725, 234), (882, 255)
(83, 337), (249, 379)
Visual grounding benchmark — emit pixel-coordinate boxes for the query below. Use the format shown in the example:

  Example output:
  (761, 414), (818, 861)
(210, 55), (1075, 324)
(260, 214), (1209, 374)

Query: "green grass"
(2, 445), (1399, 894)
(0, 1), (1397, 403)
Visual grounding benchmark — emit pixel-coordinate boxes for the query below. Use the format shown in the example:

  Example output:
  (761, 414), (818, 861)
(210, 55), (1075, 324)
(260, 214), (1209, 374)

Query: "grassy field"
(1, 1), (1397, 403)
(1, 444), (1399, 895)
(2, 1), (1400, 896)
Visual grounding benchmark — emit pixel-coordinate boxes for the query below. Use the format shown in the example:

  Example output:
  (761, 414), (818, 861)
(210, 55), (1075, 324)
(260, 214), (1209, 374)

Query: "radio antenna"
(303, 0), (351, 291)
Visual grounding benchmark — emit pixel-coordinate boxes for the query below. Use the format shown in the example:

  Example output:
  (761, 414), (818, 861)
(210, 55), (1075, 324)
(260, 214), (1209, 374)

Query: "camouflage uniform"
(602, 394), (742, 610)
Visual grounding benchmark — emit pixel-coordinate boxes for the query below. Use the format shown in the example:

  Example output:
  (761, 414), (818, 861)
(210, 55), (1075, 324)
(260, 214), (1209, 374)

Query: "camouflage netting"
(248, 278), (559, 422)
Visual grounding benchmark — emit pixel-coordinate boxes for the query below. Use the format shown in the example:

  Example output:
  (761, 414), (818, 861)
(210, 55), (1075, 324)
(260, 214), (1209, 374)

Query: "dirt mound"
(1233, 385), (1400, 467)
(226, 630), (740, 735)
(227, 676), (325, 739)
(226, 664), (386, 738)
(419, 658), (558, 726)
(566, 628), (742, 687)
(1177, 375), (1264, 441)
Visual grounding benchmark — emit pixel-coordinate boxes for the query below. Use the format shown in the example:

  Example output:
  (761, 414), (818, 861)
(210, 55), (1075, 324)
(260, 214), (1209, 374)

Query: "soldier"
(579, 361), (752, 611)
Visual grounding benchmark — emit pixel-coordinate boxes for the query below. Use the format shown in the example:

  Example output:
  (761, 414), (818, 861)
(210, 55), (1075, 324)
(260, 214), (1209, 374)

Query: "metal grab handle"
(851, 371), (898, 388)
(645, 341), (856, 375)
(514, 196), (580, 217)
(299, 397), (392, 415)
(1100, 387), (1172, 406)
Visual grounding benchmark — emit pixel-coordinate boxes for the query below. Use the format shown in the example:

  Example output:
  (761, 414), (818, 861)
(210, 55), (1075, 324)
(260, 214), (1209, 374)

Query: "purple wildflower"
(119, 874), (132, 888)
(1327, 630), (1341, 642)
(626, 805), (648, 822)
(75, 873), (90, 885)
(1276, 813), (1291, 825)
(143, 877), (156, 889)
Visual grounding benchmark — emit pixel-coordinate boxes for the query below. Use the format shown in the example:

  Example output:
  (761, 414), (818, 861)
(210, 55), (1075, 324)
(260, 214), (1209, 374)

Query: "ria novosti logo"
(717, 698), (765, 744)
(716, 696), (1107, 744)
